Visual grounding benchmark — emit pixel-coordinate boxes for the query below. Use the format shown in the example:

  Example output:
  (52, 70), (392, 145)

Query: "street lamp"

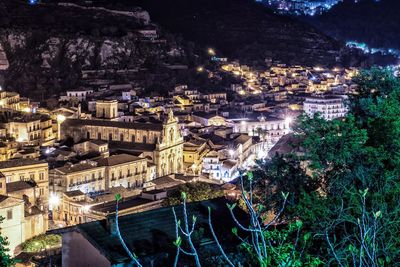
(49, 193), (60, 211)
(285, 117), (293, 128)
(208, 48), (216, 56)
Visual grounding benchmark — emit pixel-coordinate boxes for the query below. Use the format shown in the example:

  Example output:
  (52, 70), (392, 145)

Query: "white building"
(0, 195), (25, 255)
(60, 89), (94, 102)
(229, 116), (291, 143)
(303, 95), (348, 120)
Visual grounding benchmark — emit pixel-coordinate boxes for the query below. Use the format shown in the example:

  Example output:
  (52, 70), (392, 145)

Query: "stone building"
(0, 91), (21, 110)
(0, 174), (46, 255)
(0, 159), (49, 209)
(0, 112), (55, 146)
(61, 111), (184, 177)
(95, 100), (118, 120)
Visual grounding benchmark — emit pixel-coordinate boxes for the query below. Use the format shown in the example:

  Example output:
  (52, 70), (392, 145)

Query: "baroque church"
(62, 109), (184, 177)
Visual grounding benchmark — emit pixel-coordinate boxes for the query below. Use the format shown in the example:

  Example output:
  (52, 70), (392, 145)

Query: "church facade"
(62, 111), (183, 177)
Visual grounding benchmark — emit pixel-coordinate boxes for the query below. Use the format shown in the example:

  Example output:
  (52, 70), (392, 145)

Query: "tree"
(264, 68), (400, 264)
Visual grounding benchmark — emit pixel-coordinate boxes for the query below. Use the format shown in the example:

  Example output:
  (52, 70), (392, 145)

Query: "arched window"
(143, 136), (147, 143)
(132, 135), (135, 142)
(120, 134), (124, 142)
(170, 128), (174, 143)
(109, 133), (112, 141)
(87, 132), (90, 139)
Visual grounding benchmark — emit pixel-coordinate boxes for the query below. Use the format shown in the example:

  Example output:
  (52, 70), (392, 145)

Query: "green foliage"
(255, 68), (400, 265)
(164, 182), (224, 206)
(0, 217), (14, 267)
(20, 234), (61, 253)
(254, 154), (319, 215)
(239, 222), (323, 267)
(115, 193), (122, 202)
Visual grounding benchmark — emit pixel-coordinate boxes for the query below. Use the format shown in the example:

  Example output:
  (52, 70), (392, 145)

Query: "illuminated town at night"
(0, 0), (399, 266)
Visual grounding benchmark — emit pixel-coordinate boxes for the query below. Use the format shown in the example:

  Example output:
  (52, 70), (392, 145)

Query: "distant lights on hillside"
(29, 0), (38, 5)
(260, 0), (365, 16)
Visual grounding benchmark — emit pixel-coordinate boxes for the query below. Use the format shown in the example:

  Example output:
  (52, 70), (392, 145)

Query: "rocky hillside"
(0, 0), (202, 99)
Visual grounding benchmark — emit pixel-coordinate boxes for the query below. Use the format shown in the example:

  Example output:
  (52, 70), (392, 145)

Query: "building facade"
(303, 95), (348, 120)
(62, 111), (184, 177)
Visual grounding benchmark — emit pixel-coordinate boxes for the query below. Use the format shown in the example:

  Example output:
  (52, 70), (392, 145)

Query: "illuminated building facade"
(61, 111), (184, 177)
(303, 95), (348, 120)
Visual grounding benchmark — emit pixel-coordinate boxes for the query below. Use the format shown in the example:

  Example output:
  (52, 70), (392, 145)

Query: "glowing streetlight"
(285, 117), (293, 128)
(83, 205), (91, 213)
(191, 163), (197, 174)
(196, 66), (204, 72)
(23, 107), (31, 113)
(49, 193), (60, 211)
(57, 114), (66, 123)
(207, 48), (216, 56)
(57, 114), (66, 141)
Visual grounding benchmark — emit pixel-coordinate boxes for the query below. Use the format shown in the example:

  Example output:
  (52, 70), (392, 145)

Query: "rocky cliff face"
(0, 0), (193, 99)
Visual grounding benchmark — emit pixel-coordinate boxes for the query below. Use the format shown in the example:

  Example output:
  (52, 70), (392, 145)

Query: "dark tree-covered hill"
(305, 0), (400, 50)
(126, 0), (344, 66)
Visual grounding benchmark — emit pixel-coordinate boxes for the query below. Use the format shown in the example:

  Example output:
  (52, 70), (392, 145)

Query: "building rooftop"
(6, 180), (36, 193)
(97, 154), (143, 167)
(65, 119), (164, 131)
(0, 195), (24, 208)
(64, 190), (86, 198)
(55, 161), (101, 174)
(90, 197), (152, 214)
(50, 198), (247, 265)
(0, 159), (47, 169)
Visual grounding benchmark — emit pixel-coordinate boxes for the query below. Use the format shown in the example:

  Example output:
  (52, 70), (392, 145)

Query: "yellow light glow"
(23, 107), (31, 113)
(197, 66), (204, 72)
(57, 114), (66, 123)
(207, 48), (216, 56)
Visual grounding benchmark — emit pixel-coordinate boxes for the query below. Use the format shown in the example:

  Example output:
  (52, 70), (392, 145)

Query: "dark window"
(109, 133), (112, 141)
(87, 132), (90, 139)
(143, 136), (147, 143)
(7, 210), (12, 220)
(132, 135), (135, 142)
(97, 133), (101, 140)
(120, 134), (124, 141)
